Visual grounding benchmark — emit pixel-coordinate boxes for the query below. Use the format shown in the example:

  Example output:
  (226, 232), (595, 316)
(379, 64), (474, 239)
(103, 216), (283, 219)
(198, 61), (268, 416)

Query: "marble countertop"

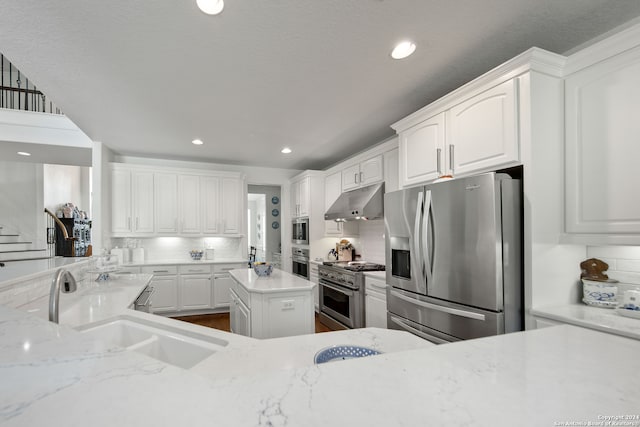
(0, 257), (90, 289)
(18, 273), (153, 327)
(2, 304), (639, 426)
(120, 258), (246, 267)
(230, 268), (316, 293)
(532, 303), (640, 340)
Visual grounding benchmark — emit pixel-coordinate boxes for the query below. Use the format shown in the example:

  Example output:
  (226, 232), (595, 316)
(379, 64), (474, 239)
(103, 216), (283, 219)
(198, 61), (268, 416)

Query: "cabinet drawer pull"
(436, 148), (442, 175)
(449, 144), (455, 173)
(153, 270), (169, 273)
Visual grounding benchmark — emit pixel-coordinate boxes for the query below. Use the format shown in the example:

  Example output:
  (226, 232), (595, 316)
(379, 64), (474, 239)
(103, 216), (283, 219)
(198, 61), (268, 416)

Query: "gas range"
(317, 261), (386, 330)
(321, 261), (386, 272)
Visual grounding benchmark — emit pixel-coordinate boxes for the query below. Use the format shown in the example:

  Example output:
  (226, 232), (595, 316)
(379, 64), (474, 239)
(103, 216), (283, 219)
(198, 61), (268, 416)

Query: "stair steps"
(0, 226), (52, 263)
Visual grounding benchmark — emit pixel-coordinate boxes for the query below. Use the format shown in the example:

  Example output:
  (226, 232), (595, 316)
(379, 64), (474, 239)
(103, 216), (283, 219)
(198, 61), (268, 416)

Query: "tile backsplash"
(586, 246), (640, 298)
(110, 237), (243, 262)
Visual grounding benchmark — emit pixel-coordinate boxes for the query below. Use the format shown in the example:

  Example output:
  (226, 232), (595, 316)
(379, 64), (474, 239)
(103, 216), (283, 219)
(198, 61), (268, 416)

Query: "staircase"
(0, 226), (50, 263)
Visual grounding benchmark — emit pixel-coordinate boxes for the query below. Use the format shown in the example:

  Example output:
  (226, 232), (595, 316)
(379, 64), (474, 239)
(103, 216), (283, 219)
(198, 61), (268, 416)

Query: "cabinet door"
(132, 171), (155, 233)
(324, 171), (343, 235)
(221, 177), (241, 234)
(342, 164), (361, 191)
(151, 275), (179, 313)
(365, 279), (388, 328)
(360, 155), (384, 186)
(155, 173), (178, 233)
(179, 175), (201, 234)
(448, 79), (518, 176)
(290, 180), (300, 217)
(399, 112), (445, 187)
(365, 292), (387, 328)
(213, 273), (232, 308)
(111, 168), (132, 233)
(201, 176), (220, 234)
(180, 274), (212, 310)
(565, 47), (640, 234)
(298, 176), (310, 217)
(236, 297), (251, 336)
(229, 290), (238, 333)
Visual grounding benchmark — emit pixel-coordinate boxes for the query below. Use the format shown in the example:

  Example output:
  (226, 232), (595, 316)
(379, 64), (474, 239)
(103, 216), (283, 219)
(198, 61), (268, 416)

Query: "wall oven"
(291, 217), (309, 245)
(291, 247), (309, 280)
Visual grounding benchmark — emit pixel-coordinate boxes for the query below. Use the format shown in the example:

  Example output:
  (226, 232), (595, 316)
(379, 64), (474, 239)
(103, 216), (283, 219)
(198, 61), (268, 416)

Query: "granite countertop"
(230, 268), (316, 293)
(532, 303), (640, 340)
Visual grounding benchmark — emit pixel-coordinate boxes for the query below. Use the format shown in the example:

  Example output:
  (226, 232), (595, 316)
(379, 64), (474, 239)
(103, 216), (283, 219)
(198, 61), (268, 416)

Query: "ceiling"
(2, 1), (640, 171)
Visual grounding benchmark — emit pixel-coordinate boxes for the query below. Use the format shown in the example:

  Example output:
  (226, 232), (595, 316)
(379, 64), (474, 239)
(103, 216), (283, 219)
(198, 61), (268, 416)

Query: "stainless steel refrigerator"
(384, 172), (522, 344)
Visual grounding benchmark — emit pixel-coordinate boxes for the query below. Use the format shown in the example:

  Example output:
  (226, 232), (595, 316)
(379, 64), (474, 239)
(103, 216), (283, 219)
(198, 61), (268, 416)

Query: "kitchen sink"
(77, 315), (228, 369)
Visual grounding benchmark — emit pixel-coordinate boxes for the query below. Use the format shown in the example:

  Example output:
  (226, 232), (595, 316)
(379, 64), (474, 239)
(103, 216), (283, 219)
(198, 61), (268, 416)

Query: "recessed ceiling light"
(17, 151), (31, 156)
(196, 0), (224, 15)
(281, 147), (292, 154)
(192, 139), (204, 145)
(391, 41), (416, 60)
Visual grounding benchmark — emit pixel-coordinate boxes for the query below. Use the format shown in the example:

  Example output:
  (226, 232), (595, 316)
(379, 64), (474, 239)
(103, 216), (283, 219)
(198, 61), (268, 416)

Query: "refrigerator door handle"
(389, 315), (450, 344)
(390, 290), (486, 321)
(423, 190), (433, 284)
(414, 191), (426, 290)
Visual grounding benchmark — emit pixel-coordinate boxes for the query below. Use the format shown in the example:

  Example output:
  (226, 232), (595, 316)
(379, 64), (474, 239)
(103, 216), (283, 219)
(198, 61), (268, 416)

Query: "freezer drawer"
(387, 287), (504, 340)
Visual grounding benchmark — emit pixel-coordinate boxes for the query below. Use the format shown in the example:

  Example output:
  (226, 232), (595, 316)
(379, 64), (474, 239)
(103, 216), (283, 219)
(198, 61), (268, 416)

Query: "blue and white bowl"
(253, 263), (273, 277)
(582, 279), (617, 306)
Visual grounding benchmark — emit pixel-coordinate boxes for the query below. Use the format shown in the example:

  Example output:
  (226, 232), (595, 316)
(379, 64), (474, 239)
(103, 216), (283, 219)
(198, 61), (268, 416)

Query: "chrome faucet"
(49, 268), (78, 323)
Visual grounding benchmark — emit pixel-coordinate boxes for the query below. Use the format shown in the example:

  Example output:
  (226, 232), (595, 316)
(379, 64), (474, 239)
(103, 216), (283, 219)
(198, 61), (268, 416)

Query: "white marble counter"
(0, 257), (90, 288)
(2, 305), (639, 426)
(532, 303), (640, 340)
(121, 258), (246, 267)
(18, 273), (153, 327)
(230, 268), (316, 293)
(192, 326), (433, 380)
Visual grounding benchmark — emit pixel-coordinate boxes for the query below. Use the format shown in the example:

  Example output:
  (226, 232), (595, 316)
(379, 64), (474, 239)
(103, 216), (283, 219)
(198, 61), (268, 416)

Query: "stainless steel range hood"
(324, 183), (385, 221)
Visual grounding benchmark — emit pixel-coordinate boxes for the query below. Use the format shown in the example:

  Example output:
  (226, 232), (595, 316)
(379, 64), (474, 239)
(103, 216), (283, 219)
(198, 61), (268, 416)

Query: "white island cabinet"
(229, 269), (316, 339)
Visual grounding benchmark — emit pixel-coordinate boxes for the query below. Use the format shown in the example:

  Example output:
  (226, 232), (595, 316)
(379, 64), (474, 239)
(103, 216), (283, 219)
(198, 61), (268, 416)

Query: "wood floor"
(173, 312), (334, 333)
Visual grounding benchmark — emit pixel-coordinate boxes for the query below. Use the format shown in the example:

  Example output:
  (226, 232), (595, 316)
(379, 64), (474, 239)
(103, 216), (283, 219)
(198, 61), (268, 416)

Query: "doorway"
(247, 185), (281, 268)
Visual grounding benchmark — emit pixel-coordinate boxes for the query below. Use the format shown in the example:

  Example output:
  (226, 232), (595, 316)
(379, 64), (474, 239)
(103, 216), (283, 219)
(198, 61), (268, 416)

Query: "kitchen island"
(229, 268), (316, 338)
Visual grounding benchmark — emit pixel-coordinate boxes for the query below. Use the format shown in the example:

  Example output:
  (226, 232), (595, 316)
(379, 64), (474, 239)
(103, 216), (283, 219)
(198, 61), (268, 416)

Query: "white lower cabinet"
(229, 288), (251, 336)
(212, 263), (245, 308)
(180, 274), (212, 310)
(143, 265), (180, 313)
(365, 276), (388, 328)
(229, 275), (314, 339)
(310, 262), (319, 312)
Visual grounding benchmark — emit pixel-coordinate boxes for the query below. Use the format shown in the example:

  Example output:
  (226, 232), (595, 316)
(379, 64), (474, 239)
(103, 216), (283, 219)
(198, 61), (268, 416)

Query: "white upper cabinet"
(111, 168), (132, 234)
(394, 75), (520, 187)
(565, 44), (640, 237)
(220, 177), (242, 234)
(111, 167), (154, 235)
(201, 176), (220, 234)
(178, 175), (201, 234)
(399, 112), (446, 187)
(110, 164), (245, 237)
(291, 175), (310, 218)
(342, 155), (384, 191)
(448, 79), (518, 176)
(155, 173), (178, 233)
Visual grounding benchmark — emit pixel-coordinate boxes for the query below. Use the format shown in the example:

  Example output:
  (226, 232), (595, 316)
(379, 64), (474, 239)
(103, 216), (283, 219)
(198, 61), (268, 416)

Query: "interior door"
(427, 173), (503, 311)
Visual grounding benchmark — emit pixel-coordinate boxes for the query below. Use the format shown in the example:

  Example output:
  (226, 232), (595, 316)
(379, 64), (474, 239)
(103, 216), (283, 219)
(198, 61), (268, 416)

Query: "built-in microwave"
(292, 217), (309, 245)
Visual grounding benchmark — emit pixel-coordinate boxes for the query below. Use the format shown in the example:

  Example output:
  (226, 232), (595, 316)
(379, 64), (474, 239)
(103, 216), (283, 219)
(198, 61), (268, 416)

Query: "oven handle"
(389, 289), (486, 321)
(320, 280), (355, 297)
(389, 315), (450, 344)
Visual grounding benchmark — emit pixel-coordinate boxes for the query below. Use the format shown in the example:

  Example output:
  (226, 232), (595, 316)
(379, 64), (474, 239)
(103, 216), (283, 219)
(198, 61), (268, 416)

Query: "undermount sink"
(77, 315), (228, 369)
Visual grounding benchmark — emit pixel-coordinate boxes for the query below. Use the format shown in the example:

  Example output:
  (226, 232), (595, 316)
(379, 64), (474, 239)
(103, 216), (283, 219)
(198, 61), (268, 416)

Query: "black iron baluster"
(16, 70), (20, 110)
(9, 62), (12, 109)
(1, 54), (4, 109)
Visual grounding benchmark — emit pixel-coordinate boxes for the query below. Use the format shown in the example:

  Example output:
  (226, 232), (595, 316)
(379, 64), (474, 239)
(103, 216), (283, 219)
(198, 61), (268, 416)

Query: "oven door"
(319, 279), (358, 329)
(292, 257), (309, 279)
(292, 218), (309, 245)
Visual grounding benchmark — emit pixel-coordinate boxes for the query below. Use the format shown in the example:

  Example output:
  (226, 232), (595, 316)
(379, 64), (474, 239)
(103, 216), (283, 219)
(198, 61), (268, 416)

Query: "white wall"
(91, 141), (114, 253)
(0, 161), (44, 247)
(43, 164), (91, 215)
